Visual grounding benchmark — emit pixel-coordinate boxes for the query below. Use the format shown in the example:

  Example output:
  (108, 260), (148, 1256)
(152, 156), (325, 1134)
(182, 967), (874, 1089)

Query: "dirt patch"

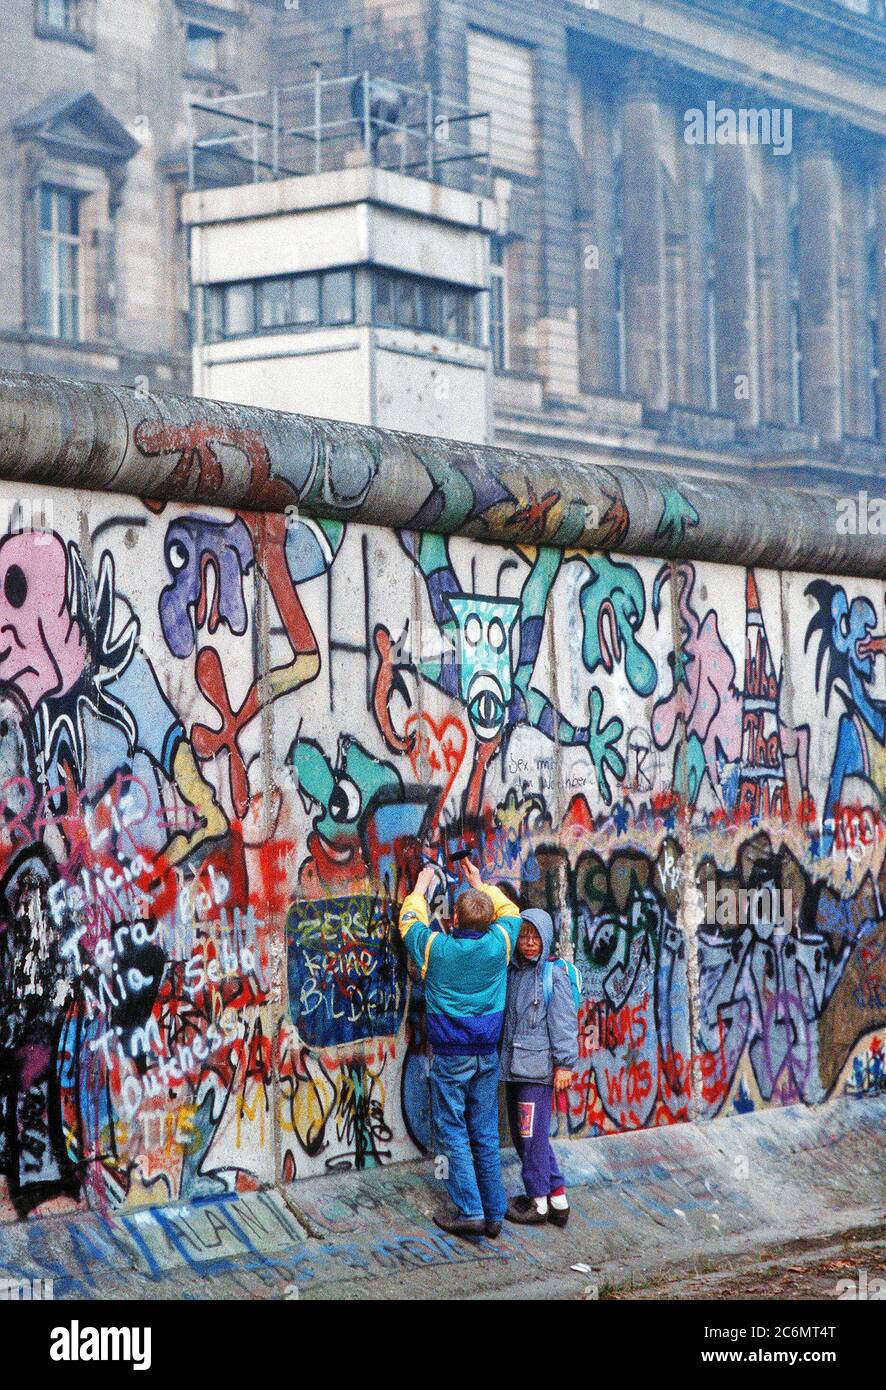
(601, 1223), (886, 1300)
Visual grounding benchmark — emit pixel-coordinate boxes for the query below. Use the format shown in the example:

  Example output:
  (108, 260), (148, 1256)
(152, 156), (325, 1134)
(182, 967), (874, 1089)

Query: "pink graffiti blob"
(0, 532), (86, 710)
(652, 563), (741, 769)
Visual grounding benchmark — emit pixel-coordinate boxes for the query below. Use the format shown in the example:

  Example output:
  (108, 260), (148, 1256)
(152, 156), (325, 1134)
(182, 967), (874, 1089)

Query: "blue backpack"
(542, 957), (583, 1011)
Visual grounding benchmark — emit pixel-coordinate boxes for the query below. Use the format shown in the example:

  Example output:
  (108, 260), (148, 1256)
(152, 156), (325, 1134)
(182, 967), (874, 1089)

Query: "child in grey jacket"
(500, 907), (579, 1226)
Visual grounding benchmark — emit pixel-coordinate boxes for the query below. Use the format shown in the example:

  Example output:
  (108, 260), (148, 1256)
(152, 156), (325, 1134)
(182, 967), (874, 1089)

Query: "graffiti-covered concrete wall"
(0, 379), (883, 1223)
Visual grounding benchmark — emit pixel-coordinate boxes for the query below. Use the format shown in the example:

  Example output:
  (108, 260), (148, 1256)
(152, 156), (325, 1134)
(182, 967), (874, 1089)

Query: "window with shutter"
(466, 29), (537, 178)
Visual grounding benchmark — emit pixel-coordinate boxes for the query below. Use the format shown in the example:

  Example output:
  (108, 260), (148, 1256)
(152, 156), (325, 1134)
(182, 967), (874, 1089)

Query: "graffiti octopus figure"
(159, 511), (344, 820)
(375, 533), (656, 810)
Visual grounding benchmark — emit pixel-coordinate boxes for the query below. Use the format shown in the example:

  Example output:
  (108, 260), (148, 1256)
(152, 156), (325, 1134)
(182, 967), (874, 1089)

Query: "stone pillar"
(575, 213), (596, 393)
(840, 163), (871, 439)
(619, 58), (668, 410)
(532, 23), (582, 402)
(758, 157), (793, 425)
(15, 141), (42, 333)
(574, 83), (618, 394)
(797, 115), (844, 442)
(662, 104), (690, 405)
(876, 143), (886, 441)
(713, 107), (760, 427)
(682, 135), (709, 409)
(665, 232), (690, 404)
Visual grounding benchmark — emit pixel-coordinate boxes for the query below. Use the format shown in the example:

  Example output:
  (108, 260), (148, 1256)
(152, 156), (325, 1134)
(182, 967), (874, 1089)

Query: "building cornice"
(686, 0), (885, 56)
(565, 0), (886, 136)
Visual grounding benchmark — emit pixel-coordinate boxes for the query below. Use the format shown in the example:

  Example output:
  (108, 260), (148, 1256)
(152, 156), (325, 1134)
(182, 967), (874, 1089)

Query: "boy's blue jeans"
(429, 1052), (506, 1223)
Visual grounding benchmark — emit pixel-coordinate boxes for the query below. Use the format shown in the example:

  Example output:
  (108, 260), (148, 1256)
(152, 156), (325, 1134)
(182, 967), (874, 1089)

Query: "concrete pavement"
(0, 1095), (883, 1300)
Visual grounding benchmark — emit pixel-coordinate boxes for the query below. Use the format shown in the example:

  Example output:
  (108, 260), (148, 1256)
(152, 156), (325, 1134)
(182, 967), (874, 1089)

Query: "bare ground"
(599, 1222), (886, 1300)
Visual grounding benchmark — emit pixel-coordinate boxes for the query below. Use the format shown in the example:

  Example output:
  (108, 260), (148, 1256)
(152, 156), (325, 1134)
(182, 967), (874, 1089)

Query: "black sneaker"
(485, 1220), (502, 1238)
(505, 1195), (549, 1225)
(547, 1203), (570, 1228)
(433, 1211), (485, 1241)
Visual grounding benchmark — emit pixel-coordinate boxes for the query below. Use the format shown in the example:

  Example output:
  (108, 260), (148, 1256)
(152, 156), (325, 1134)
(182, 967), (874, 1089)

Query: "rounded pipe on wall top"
(0, 368), (880, 578)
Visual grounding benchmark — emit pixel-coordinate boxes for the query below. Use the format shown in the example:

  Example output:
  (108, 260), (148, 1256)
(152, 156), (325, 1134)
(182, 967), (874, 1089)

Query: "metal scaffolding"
(186, 70), (492, 192)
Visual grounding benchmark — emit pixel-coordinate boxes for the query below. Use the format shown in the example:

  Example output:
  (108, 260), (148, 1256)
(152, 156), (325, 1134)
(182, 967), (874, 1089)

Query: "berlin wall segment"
(0, 376), (882, 1224)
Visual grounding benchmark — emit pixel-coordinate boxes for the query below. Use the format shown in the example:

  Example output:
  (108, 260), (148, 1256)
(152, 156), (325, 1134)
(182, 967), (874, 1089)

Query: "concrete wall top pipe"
(0, 369), (878, 577)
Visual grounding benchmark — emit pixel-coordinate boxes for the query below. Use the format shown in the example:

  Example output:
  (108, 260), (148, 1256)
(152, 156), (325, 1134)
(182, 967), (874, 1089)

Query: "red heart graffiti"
(405, 712), (468, 814)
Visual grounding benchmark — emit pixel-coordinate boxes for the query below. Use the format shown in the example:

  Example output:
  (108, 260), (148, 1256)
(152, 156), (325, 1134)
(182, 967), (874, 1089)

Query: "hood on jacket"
(518, 907), (555, 962)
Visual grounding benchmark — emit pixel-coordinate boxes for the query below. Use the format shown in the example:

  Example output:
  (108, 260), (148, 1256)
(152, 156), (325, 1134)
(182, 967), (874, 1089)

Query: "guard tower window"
(203, 269), (356, 340)
(203, 268), (478, 344)
(489, 236), (509, 371)
(374, 271), (396, 327)
(322, 270), (355, 326)
(257, 278), (291, 330)
(372, 269), (477, 344)
(291, 275), (321, 326)
(222, 282), (255, 337)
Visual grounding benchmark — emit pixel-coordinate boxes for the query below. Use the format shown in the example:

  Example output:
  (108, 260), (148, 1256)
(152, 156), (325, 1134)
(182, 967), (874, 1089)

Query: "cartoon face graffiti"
(579, 555), (657, 697)
(805, 580), (886, 828)
(805, 579), (886, 715)
(446, 595), (519, 741)
(582, 892), (655, 1011)
(159, 516), (254, 659)
(0, 533), (86, 711)
(293, 734), (402, 845)
(822, 587), (883, 692)
(289, 732), (404, 889)
(571, 847), (689, 1130)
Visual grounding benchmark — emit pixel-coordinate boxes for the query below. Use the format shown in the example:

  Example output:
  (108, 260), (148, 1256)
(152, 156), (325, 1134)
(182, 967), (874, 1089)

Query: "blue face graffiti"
(446, 594), (520, 741)
(805, 579), (886, 834)
(160, 515), (254, 659)
(290, 734), (403, 846)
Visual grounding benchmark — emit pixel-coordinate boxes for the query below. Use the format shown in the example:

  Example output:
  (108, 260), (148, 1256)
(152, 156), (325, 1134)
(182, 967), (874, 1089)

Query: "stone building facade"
(0, 0), (883, 485)
(0, 0), (278, 391)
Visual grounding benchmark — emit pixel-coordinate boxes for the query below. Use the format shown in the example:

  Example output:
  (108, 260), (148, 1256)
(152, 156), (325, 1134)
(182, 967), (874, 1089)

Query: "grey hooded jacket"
(499, 909), (580, 1084)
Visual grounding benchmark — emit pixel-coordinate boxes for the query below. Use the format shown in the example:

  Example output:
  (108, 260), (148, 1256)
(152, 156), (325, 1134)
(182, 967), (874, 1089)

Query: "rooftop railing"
(187, 70), (492, 193)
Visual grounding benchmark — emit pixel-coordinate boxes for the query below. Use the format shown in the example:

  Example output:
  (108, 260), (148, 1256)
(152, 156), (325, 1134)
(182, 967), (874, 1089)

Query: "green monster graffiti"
(288, 733), (404, 892)
(373, 475), (657, 807)
(518, 552), (658, 802)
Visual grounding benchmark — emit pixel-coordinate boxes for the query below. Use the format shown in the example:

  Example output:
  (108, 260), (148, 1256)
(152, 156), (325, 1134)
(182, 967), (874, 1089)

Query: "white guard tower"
(183, 73), (496, 444)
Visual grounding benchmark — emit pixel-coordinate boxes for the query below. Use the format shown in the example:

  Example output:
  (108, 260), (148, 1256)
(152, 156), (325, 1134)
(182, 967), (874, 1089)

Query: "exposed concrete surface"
(1, 1096), (882, 1301)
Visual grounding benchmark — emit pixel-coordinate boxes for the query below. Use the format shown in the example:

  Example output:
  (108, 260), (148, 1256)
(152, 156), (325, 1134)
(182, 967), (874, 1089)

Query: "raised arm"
(398, 864), (440, 976)
(462, 860), (522, 953)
